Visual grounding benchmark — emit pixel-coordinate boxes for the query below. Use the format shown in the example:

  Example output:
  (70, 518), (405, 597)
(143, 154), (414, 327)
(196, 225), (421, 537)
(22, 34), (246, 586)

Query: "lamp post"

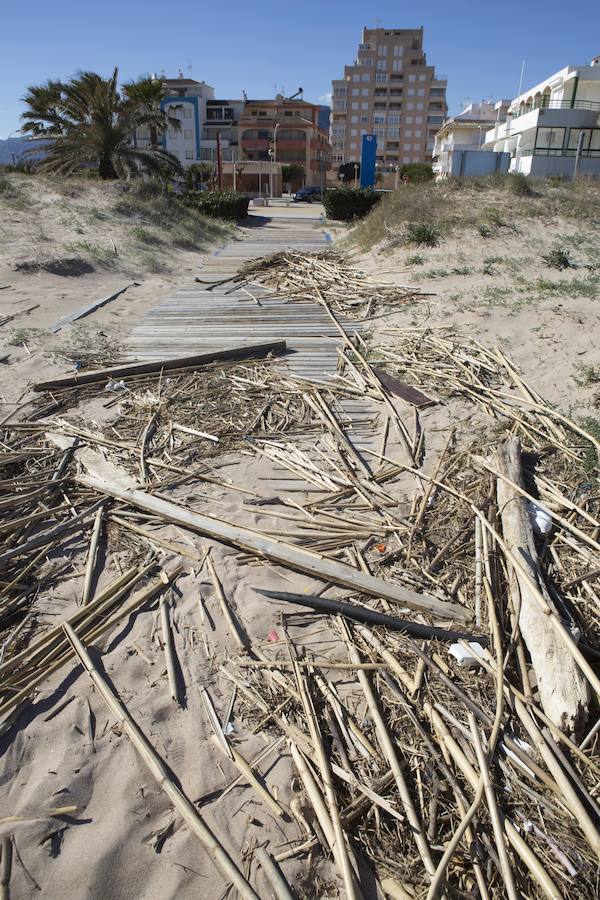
(268, 148), (274, 198)
(273, 122), (280, 196)
(394, 165), (400, 190)
(231, 149), (237, 191)
(353, 163), (359, 187)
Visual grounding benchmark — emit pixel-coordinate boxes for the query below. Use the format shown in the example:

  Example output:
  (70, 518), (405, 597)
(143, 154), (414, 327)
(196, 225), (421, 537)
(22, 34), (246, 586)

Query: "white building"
(482, 57), (600, 177)
(433, 101), (510, 177)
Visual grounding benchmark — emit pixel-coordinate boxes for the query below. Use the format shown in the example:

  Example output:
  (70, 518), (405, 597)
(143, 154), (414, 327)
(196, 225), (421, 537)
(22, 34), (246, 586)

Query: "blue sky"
(2, 0), (599, 137)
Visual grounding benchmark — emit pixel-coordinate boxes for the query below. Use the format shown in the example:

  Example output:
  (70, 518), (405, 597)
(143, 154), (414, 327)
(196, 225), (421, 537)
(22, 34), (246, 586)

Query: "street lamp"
(231, 149), (237, 191)
(353, 163), (359, 187)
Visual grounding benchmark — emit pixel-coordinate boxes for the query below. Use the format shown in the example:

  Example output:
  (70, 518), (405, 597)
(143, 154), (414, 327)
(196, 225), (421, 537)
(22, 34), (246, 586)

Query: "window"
(416, 103), (424, 110)
(418, 88), (425, 97)
(408, 74), (417, 82)
(352, 74), (360, 82)
(361, 102), (369, 109)
(374, 115), (385, 124)
(185, 149), (194, 159)
(405, 116), (413, 124)
(333, 87), (347, 97)
(403, 156), (411, 163)
(361, 73), (370, 82)
(184, 129), (193, 140)
(536, 127), (565, 152)
(352, 88), (359, 95)
(360, 115), (368, 124)
(350, 129), (358, 136)
(419, 74), (427, 82)
(257, 129), (270, 139)
(375, 73), (388, 83)
(184, 107), (192, 119)
(415, 116), (423, 124)
(388, 114), (400, 124)
(351, 102), (359, 109)
(378, 45), (387, 56)
(405, 129), (412, 137)
(388, 127), (399, 138)
(373, 127), (384, 138)
(362, 88), (369, 96)
(403, 144), (412, 151)
(363, 58), (374, 66)
(414, 130), (422, 138)
(392, 60), (402, 72)
(393, 45), (403, 57)
(350, 142), (358, 150)
(377, 59), (386, 71)
(358, 42), (371, 50)
(360, 129), (367, 136)
(413, 143), (421, 151)
(406, 103), (414, 110)
(351, 115), (358, 123)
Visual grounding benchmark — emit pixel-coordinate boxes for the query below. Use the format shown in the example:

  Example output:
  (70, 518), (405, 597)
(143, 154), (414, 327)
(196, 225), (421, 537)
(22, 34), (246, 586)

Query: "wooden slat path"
(128, 213), (383, 449)
(128, 216), (357, 382)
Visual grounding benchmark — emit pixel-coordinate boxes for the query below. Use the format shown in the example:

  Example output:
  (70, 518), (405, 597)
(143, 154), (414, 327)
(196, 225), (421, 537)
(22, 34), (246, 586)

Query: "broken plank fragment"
(49, 284), (132, 334)
(372, 367), (435, 408)
(33, 341), (287, 391)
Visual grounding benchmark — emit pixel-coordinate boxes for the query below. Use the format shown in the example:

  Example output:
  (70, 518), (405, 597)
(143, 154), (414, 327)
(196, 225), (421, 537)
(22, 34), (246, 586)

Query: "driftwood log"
(495, 436), (589, 737)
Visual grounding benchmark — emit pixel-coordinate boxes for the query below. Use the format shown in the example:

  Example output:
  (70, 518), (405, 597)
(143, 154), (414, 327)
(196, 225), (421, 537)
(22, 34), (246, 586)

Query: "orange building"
(239, 95), (330, 190)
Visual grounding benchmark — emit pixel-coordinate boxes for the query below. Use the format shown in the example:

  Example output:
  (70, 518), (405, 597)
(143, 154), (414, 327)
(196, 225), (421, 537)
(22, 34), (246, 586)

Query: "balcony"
(511, 98), (600, 119)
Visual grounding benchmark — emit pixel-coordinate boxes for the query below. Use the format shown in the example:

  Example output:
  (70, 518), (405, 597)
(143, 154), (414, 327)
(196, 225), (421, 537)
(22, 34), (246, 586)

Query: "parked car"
(293, 186), (324, 203)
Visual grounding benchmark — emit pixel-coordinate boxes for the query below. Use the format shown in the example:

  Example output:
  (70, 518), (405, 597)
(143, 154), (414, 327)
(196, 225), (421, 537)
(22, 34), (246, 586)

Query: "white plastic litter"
(528, 500), (552, 537)
(104, 380), (127, 392)
(448, 641), (486, 668)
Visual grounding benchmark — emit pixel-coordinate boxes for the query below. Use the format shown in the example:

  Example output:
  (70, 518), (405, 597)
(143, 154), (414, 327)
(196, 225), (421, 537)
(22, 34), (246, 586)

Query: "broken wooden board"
(33, 341), (287, 391)
(77, 474), (469, 622)
(49, 284), (132, 334)
(372, 367), (435, 409)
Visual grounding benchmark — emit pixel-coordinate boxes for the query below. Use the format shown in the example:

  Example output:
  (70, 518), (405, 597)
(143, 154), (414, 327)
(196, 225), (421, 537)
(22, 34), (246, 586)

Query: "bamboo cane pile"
(0, 303), (599, 897)
(208, 249), (424, 319)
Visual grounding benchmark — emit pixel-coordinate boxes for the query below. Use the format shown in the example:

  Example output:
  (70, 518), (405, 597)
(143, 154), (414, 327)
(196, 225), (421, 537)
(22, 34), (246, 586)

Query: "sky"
(2, 0), (600, 138)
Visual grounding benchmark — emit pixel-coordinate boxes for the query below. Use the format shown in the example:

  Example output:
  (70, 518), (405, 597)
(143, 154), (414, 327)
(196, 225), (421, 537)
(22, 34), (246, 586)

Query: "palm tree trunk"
(99, 154), (118, 180)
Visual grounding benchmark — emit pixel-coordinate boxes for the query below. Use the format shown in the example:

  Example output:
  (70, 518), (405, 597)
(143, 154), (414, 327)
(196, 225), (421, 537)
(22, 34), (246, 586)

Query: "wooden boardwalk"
(128, 214), (360, 382)
(128, 212), (382, 448)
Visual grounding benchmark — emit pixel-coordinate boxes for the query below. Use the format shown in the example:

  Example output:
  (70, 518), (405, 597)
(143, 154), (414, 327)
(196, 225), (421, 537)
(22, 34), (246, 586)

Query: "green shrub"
(323, 187), (380, 222)
(542, 248), (574, 270)
(399, 162), (434, 183)
(405, 223), (441, 247)
(184, 190), (249, 220)
(506, 173), (532, 196)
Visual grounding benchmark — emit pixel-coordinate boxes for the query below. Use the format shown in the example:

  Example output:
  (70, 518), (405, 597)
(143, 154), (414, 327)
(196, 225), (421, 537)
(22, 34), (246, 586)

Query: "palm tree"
(21, 68), (183, 180)
(122, 75), (180, 149)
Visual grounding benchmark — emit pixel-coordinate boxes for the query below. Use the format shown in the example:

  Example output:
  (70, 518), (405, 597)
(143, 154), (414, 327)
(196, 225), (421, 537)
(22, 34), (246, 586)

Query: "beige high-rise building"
(331, 27), (447, 173)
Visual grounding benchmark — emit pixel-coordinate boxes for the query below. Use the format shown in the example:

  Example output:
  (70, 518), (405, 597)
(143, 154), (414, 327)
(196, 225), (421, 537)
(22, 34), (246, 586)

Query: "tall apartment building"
(331, 27), (447, 172)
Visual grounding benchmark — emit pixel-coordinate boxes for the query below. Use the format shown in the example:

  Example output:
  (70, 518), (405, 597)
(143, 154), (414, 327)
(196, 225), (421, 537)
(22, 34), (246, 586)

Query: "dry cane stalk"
(254, 846), (295, 900)
(62, 623), (259, 900)
(0, 836), (12, 900)
(342, 622), (435, 879)
(82, 505), (104, 606)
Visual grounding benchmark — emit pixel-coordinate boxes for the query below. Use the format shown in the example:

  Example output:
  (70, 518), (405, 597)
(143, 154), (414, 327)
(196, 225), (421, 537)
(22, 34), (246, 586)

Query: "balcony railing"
(511, 99), (600, 119)
(520, 147), (600, 157)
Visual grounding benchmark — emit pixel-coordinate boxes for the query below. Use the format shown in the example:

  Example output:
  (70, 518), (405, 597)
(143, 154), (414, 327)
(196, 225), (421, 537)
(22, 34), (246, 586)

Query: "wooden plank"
(33, 341), (287, 392)
(77, 474), (469, 622)
(49, 284), (132, 334)
(257, 589), (484, 642)
(372, 367), (435, 409)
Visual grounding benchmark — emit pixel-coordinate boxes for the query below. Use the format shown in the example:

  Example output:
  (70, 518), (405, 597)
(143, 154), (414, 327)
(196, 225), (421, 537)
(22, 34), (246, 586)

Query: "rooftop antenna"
(517, 59), (525, 97)
(186, 59), (192, 78)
